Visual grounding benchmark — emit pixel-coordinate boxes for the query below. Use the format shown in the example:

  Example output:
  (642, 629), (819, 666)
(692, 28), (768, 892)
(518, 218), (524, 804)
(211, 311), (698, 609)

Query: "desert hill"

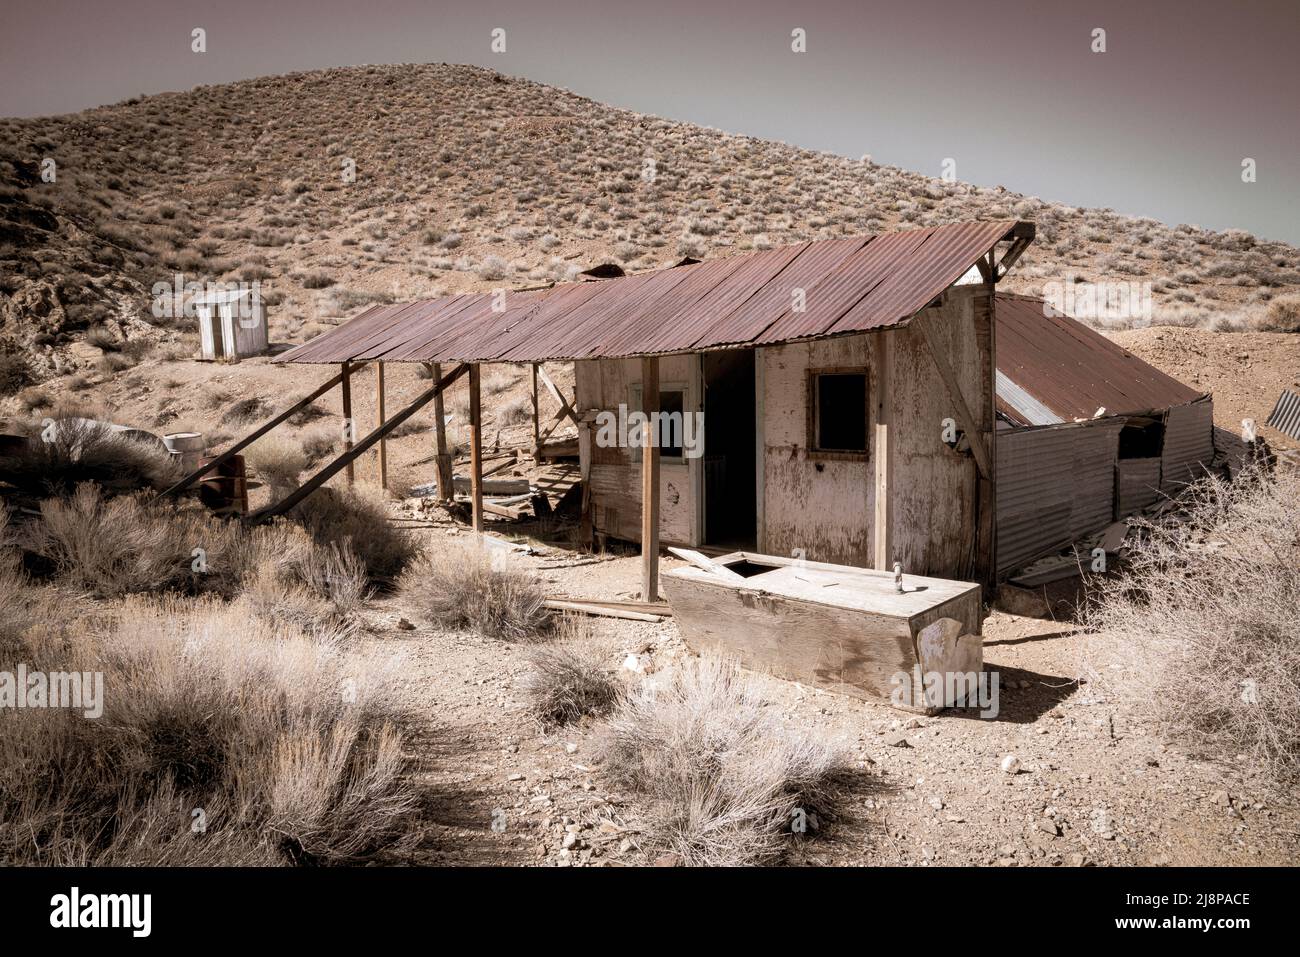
(2, 61), (1299, 392)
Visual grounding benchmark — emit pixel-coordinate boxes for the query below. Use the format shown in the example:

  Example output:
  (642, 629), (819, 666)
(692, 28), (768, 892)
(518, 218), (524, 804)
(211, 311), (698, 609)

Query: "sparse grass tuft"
(597, 656), (850, 866)
(523, 629), (623, 724)
(399, 542), (553, 641)
(1083, 466), (1300, 792)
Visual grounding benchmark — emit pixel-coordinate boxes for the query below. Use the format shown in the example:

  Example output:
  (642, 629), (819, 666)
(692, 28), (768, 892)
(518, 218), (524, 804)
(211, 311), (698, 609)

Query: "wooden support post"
(247, 364), (468, 524)
(641, 356), (661, 601)
(873, 332), (893, 571)
(427, 362), (453, 502)
(468, 363), (484, 533)
(155, 364), (363, 500)
(531, 363), (542, 462)
(375, 361), (388, 491)
(340, 360), (355, 486)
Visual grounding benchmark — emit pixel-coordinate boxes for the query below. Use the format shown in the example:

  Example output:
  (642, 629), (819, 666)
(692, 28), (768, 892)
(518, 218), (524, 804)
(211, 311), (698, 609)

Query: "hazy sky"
(2, 0), (1297, 242)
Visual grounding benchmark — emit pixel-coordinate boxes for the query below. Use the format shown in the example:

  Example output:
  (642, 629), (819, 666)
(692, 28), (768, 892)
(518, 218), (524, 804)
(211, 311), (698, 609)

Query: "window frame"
(629, 381), (690, 463)
(806, 366), (871, 461)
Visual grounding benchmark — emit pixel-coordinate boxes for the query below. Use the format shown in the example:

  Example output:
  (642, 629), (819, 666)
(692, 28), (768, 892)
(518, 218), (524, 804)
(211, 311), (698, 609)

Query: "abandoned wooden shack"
(191, 286), (269, 361)
(179, 218), (1216, 604)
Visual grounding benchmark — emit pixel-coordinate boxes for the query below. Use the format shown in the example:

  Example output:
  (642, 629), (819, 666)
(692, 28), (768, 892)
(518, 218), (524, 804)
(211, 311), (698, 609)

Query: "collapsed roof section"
(277, 220), (1033, 365)
(993, 292), (1203, 427)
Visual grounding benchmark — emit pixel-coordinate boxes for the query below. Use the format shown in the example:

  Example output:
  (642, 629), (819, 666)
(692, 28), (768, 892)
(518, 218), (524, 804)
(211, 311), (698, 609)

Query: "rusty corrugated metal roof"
(994, 293), (1202, 426)
(277, 220), (1025, 365)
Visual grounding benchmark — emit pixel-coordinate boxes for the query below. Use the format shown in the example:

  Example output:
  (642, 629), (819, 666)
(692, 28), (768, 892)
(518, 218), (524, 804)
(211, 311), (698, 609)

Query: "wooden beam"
(873, 331), (893, 571)
(917, 319), (993, 480)
(155, 365), (360, 500)
(468, 363), (484, 533)
(426, 362), (454, 503)
(375, 361), (388, 491)
(994, 222), (1036, 280)
(641, 356), (661, 601)
(340, 360), (355, 486)
(536, 364), (579, 426)
(531, 363), (542, 462)
(247, 364), (468, 524)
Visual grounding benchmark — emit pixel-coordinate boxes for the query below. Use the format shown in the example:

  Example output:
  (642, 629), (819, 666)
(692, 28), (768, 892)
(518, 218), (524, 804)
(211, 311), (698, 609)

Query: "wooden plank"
(155, 365), (358, 499)
(667, 546), (744, 581)
(531, 363), (542, 462)
(641, 356), (661, 601)
(874, 331), (893, 570)
(247, 364), (467, 523)
(469, 363), (484, 533)
(542, 599), (667, 622)
(427, 362), (454, 503)
(578, 412), (595, 545)
(375, 361), (388, 491)
(917, 319), (993, 480)
(340, 360), (355, 486)
(536, 364), (579, 426)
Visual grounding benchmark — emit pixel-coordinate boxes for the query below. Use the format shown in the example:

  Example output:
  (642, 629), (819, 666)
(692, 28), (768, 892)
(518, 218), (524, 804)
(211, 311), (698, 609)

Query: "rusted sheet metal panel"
(1161, 397), (1215, 491)
(995, 419), (1121, 574)
(994, 293), (1201, 423)
(996, 428), (1075, 574)
(829, 221), (1016, 336)
(1117, 457), (1162, 514)
(276, 220), (1025, 364)
(1266, 389), (1300, 441)
(1069, 421), (1122, 539)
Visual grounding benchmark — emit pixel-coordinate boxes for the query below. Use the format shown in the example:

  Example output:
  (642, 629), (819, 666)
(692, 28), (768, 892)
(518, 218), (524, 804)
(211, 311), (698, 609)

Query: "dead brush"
(400, 542), (554, 641)
(522, 624), (623, 725)
(24, 484), (246, 598)
(0, 416), (181, 497)
(596, 656), (850, 866)
(0, 594), (415, 866)
(1082, 465), (1300, 792)
(290, 485), (417, 582)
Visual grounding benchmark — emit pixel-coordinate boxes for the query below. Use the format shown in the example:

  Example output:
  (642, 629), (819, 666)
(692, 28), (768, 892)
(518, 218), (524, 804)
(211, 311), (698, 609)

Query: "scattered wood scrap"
(544, 598), (671, 622)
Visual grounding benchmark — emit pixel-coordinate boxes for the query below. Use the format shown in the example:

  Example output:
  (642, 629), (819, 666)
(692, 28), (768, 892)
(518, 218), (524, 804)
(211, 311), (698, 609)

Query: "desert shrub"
(290, 485), (417, 582)
(597, 656), (849, 866)
(0, 596), (414, 865)
(0, 350), (34, 396)
(1259, 295), (1300, 332)
(222, 396), (269, 424)
(497, 394), (531, 425)
(1083, 466), (1300, 792)
(25, 484), (245, 598)
(299, 421), (339, 462)
(245, 433), (308, 495)
(399, 542), (553, 641)
(523, 630), (622, 725)
(0, 417), (181, 497)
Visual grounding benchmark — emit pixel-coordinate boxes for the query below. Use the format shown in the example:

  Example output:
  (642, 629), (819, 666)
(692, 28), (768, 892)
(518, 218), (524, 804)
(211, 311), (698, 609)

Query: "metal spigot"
(893, 561), (903, 593)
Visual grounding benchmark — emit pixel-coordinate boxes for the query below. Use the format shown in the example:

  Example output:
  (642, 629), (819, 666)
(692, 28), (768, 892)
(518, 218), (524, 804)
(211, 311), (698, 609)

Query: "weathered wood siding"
(574, 354), (700, 545)
(758, 286), (989, 577)
(574, 286), (992, 578)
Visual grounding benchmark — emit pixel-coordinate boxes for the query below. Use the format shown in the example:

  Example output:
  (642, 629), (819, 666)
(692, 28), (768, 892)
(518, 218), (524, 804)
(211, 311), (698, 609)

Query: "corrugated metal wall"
(1117, 457), (1162, 513)
(1161, 398), (1215, 491)
(996, 421), (1121, 574)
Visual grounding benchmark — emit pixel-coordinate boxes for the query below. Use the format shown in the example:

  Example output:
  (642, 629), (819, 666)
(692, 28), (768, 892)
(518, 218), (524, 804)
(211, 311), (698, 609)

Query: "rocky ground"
(361, 517), (1299, 868)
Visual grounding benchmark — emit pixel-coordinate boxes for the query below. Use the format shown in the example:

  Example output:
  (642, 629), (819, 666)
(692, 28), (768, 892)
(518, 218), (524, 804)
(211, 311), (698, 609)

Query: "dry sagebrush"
(0, 588), (415, 866)
(400, 542), (554, 641)
(1083, 466), (1300, 791)
(522, 628), (623, 725)
(597, 656), (849, 866)
(0, 416), (181, 497)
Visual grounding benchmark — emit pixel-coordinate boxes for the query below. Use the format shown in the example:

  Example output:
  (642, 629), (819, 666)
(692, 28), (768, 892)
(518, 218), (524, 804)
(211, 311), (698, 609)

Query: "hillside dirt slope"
(3, 62), (1299, 391)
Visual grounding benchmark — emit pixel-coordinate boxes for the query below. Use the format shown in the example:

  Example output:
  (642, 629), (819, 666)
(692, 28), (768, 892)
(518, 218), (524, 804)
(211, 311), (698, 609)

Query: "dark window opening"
(1118, 420), (1164, 459)
(811, 371), (869, 454)
(632, 386), (686, 460)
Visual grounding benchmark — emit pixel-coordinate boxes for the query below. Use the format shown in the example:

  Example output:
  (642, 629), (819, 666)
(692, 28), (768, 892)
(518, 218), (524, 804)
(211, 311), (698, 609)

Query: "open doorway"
(702, 349), (757, 548)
